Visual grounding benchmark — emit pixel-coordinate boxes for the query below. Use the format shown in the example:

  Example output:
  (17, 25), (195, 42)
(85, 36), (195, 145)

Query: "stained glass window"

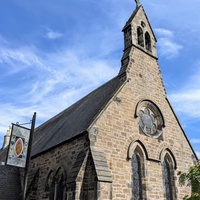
(163, 155), (175, 200)
(132, 152), (143, 200)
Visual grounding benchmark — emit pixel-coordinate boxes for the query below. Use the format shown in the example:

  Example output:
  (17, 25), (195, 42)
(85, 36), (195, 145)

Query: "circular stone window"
(135, 100), (165, 138)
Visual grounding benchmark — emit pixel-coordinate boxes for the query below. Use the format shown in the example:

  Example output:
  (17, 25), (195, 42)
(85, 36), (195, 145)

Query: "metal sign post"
(23, 112), (36, 200)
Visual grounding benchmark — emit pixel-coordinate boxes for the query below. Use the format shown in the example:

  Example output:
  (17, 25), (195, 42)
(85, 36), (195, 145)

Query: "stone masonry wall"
(92, 47), (195, 199)
(27, 133), (89, 199)
(0, 166), (22, 200)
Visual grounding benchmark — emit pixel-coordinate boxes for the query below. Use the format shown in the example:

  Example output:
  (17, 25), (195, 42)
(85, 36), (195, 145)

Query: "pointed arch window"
(137, 27), (144, 47)
(45, 168), (66, 200)
(131, 146), (146, 200)
(45, 170), (55, 200)
(55, 169), (66, 200)
(49, 177), (55, 200)
(132, 152), (143, 199)
(145, 32), (151, 51)
(162, 153), (176, 200)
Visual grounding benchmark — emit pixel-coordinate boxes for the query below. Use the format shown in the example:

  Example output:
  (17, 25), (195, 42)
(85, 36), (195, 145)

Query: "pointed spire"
(135, 0), (141, 7)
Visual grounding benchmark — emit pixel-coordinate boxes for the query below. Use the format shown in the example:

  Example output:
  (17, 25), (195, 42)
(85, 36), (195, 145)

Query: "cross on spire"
(135, 0), (141, 7)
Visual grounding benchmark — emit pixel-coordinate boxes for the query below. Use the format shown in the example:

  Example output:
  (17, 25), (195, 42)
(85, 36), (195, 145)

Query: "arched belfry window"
(161, 150), (176, 200)
(130, 145), (146, 200)
(137, 27), (144, 47)
(145, 32), (151, 51)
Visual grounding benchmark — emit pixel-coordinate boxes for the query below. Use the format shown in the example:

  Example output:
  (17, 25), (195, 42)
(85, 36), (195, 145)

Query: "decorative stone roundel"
(135, 100), (165, 138)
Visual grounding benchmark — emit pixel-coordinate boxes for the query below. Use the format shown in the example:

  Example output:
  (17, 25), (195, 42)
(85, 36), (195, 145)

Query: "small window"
(141, 21), (146, 28)
(137, 27), (144, 47)
(145, 32), (151, 51)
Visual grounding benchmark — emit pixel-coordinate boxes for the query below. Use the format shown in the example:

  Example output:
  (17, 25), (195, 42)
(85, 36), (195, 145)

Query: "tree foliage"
(178, 161), (200, 200)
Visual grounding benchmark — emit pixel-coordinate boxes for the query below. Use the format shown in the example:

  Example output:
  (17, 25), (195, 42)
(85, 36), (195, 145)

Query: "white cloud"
(0, 39), (119, 148)
(0, 43), (53, 76)
(168, 62), (200, 119)
(0, 47), (36, 66)
(169, 89), (200, 118)
(46, 30), (63, 39)
(0, 18), (120, 146)
(196, 151), (200, 159)
(154, 28), (182, 59)
(154, 28), (173, 38)
(190, 139), (200, 144)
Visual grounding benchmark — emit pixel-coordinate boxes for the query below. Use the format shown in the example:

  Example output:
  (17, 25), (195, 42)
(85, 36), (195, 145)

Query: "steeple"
(119, 3), (158, 76)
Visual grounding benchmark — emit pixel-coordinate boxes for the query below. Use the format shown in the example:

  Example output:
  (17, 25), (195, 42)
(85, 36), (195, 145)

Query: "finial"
(135, 0), (141, 7)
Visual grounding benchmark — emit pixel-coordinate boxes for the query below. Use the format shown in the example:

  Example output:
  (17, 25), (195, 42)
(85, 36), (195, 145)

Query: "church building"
(1, 1), (198, 200)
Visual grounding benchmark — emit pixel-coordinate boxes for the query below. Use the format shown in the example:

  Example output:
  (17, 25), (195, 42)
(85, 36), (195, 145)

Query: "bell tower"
(122, 4), (157, 56)
(119, 3), (158, 76)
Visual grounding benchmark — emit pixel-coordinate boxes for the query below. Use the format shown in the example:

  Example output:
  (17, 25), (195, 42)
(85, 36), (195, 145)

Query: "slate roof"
(31, 75), (126, 157)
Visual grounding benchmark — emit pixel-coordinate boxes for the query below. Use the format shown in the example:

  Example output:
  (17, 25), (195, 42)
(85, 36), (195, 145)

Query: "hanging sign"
(6, 124), (31, 168)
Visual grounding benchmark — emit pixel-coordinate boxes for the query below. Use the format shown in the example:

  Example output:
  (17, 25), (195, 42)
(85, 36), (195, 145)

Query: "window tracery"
(135, 100), (165, 139)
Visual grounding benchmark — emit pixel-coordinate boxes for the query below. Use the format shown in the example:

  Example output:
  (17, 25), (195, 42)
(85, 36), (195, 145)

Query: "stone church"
(0, 2), (198, 200)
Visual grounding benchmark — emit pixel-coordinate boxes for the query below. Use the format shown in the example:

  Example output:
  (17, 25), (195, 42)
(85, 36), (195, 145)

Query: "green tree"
(178, 161), (200, 200)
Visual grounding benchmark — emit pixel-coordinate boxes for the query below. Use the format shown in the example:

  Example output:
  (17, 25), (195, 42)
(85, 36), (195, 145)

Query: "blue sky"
(0, 0), (199, 158)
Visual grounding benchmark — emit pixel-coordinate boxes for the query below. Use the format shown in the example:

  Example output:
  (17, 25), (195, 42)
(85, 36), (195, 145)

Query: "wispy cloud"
(0, 46), (38, 67)
(155, 28), (173, 38)
(168, 62), (200, 119)
(169, 89), (200, 118)
(0, 36), (119, 145)
(46, 29), (63, 39)
(190, 139), (200, 144)
(0, 41), (52, 75)
(154, 28), (182, 59)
